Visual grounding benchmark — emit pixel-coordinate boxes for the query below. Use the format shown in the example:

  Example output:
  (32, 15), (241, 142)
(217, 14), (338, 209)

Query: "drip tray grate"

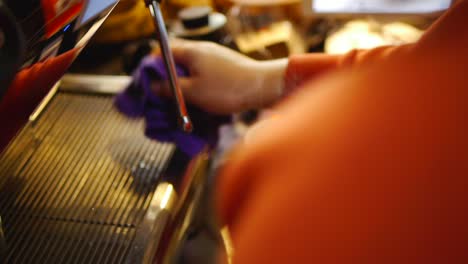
(0, 92), (176, 263)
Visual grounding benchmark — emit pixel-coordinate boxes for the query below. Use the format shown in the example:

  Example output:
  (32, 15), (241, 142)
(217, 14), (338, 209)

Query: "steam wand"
(145, 0), (193, 133)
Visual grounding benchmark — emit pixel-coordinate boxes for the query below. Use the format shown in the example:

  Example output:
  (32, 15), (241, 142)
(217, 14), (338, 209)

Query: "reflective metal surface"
(0, 0), (118, 153)
(0, 1), (224, 261)
(60, 74), (131, 94)
(126, 183), (177, 264)
(0, 3), (24, 98)
(0, 81), (223, 263)
(0, 90), (179, 263)
(147, 0), (193, 133)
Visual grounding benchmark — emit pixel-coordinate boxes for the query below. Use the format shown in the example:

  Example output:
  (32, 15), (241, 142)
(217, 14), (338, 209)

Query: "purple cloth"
(115, 56), (230, 157)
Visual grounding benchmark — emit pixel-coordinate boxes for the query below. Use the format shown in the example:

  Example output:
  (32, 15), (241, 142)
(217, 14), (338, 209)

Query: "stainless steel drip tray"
(0, 86), (194, 263)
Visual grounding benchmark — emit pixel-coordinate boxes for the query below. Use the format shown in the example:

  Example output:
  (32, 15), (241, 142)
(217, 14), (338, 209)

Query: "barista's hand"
(153, 40), (287, 114)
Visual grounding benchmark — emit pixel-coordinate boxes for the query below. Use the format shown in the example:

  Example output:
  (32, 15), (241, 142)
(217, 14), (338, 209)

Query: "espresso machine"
(0, 1), (225, 263)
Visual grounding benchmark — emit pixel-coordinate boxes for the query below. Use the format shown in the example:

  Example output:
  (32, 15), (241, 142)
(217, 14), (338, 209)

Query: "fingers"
(168, 38), (197, 66)
(150, 38), (196, 65)
(152, 77), (221, 113)
(152, 77), (196, 98)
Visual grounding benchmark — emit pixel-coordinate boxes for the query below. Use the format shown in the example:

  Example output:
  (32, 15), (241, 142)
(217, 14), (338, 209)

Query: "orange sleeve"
(284, 0), (468, 95)
(217, 1), (468, 263)
(284, 44), (414, 96)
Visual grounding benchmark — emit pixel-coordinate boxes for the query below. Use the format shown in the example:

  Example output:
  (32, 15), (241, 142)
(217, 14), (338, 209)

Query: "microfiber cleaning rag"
(115, 56), (231, 157)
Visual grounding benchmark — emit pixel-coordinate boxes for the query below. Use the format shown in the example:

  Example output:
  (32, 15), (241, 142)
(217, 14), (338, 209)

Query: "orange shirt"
(217, 1), (468, 263)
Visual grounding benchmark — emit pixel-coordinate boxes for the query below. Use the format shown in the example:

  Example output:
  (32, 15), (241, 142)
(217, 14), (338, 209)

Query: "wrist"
(254, 59), (288, 108)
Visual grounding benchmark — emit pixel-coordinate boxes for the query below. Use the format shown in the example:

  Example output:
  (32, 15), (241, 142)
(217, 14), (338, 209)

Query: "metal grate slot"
(0, 92), (176, 263)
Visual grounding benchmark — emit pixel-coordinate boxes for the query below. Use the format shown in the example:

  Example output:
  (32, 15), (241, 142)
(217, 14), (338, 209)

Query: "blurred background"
(71, 0), (443, 75)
